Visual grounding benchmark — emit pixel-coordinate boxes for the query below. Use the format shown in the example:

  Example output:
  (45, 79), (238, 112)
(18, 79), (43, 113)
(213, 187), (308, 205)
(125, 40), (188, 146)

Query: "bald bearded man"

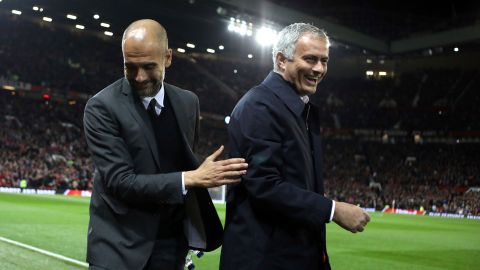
(83, 19), (247, 270)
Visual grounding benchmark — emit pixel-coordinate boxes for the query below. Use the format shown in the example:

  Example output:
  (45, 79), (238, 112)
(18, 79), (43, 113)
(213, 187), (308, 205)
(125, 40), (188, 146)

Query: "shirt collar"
(141, 84), (165, 110)
(300, 95), (309, 104)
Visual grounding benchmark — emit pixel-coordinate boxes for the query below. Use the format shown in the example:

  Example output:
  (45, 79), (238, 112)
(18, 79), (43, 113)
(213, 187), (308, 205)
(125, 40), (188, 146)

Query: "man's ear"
(164, 48), (173, 68)
(276, 52), (288, 72)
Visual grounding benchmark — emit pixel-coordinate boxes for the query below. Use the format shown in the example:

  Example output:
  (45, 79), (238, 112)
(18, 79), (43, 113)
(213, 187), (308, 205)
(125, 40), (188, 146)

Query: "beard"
(131, 80), (161, 97)
(129, 70), (165, 97)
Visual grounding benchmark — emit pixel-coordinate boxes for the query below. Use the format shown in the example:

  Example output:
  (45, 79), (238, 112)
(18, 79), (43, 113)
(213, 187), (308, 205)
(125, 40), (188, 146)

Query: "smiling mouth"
(305, 75), (318, 85)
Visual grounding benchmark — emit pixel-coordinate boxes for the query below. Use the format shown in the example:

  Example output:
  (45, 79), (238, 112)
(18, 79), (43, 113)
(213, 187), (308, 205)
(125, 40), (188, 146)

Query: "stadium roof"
(3, 0), (480, 56)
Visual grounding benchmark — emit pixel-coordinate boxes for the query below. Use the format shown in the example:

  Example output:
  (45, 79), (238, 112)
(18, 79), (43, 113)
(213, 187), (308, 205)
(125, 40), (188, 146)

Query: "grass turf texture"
(0, 193), (479, 270)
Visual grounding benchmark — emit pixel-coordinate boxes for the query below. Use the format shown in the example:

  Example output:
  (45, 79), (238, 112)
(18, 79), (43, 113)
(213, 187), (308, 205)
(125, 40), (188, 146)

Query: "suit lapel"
(164, 84), (198, 166)
(263, 73), (316, 191)
(165, 84), (190, 141)
(119, 79), (161, 169)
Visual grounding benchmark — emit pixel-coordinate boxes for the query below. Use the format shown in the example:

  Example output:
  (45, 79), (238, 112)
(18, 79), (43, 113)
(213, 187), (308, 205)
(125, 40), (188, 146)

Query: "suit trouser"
(144, 233), (188, 270)
(89, 233), (188, 270)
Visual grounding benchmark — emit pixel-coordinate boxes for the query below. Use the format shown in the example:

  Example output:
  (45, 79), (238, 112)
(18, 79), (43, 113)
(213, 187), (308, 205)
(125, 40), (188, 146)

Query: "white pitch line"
(0, 236), (88, 268)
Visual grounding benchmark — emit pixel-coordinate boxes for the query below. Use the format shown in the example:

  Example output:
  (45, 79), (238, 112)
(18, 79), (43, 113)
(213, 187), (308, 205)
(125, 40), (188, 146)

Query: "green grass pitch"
(0, 193), (479, 269)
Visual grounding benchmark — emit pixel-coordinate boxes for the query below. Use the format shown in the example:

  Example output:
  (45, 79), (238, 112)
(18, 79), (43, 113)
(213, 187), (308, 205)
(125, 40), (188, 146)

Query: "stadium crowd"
(323, 141), (480, 215)
(0, 14), (479, 216)
(2, 14), (479, 130)
(1, 92), (478, 215)
(0, 92), (93, 191)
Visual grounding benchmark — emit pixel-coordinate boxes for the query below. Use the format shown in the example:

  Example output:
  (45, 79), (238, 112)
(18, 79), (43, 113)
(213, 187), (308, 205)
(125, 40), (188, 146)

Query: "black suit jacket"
(83, 78), (222, 270)
(220, 72), (333, 270)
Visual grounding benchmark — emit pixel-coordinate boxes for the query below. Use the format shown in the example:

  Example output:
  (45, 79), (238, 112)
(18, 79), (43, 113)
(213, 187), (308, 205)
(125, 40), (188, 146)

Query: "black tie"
(148, 98), (158, 119)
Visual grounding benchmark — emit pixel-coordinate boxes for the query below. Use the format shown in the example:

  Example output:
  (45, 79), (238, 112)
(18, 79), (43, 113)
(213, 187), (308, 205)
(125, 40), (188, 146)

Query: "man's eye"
(144, 64), (156, 70)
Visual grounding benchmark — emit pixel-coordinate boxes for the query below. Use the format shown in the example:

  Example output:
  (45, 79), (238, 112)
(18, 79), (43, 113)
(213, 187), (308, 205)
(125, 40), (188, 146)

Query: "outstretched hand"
(184, 145), (248, 188)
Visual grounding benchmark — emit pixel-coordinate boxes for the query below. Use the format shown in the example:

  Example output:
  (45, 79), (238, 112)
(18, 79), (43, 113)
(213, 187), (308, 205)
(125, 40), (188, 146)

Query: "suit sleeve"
(231, 101), (333, 228)
(83, 97), (184, 205)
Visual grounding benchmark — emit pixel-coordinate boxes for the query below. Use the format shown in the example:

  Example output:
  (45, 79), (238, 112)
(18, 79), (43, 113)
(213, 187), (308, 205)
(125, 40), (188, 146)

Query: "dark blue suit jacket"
(220, 72), (333, 270)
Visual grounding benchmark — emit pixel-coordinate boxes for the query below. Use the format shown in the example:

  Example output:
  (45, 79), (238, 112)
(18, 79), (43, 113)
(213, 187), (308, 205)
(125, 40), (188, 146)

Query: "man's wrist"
(183, 170), (195, 189)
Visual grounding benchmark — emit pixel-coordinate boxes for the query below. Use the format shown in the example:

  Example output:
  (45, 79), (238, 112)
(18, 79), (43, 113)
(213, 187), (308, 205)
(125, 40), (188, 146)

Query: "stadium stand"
(0, 13), (479, 216)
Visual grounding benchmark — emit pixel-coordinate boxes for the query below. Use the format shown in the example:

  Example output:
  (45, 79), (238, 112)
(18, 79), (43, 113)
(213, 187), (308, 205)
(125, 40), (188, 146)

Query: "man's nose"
(135, 68), (147, 82)
(312, 62), (325, 74)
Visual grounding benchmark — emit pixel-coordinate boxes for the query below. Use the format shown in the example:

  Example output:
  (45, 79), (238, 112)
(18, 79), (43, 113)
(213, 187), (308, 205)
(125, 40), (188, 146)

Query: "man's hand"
(184, 145), (247, 189)
(332, 201), (371, 233)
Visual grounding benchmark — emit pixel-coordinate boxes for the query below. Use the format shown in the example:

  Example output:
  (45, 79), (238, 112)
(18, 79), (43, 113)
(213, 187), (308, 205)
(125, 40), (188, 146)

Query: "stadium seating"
(0, 13), (478, 216)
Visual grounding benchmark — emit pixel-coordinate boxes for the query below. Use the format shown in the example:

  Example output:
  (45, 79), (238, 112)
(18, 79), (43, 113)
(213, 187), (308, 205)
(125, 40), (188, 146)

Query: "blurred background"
(0, 0), (479, 269)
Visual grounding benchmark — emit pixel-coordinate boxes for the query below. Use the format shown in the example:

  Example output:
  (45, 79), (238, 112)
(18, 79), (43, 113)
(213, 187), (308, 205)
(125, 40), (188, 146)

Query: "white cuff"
(329, 200), (335, 222)
(181, 172), (188, 195)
